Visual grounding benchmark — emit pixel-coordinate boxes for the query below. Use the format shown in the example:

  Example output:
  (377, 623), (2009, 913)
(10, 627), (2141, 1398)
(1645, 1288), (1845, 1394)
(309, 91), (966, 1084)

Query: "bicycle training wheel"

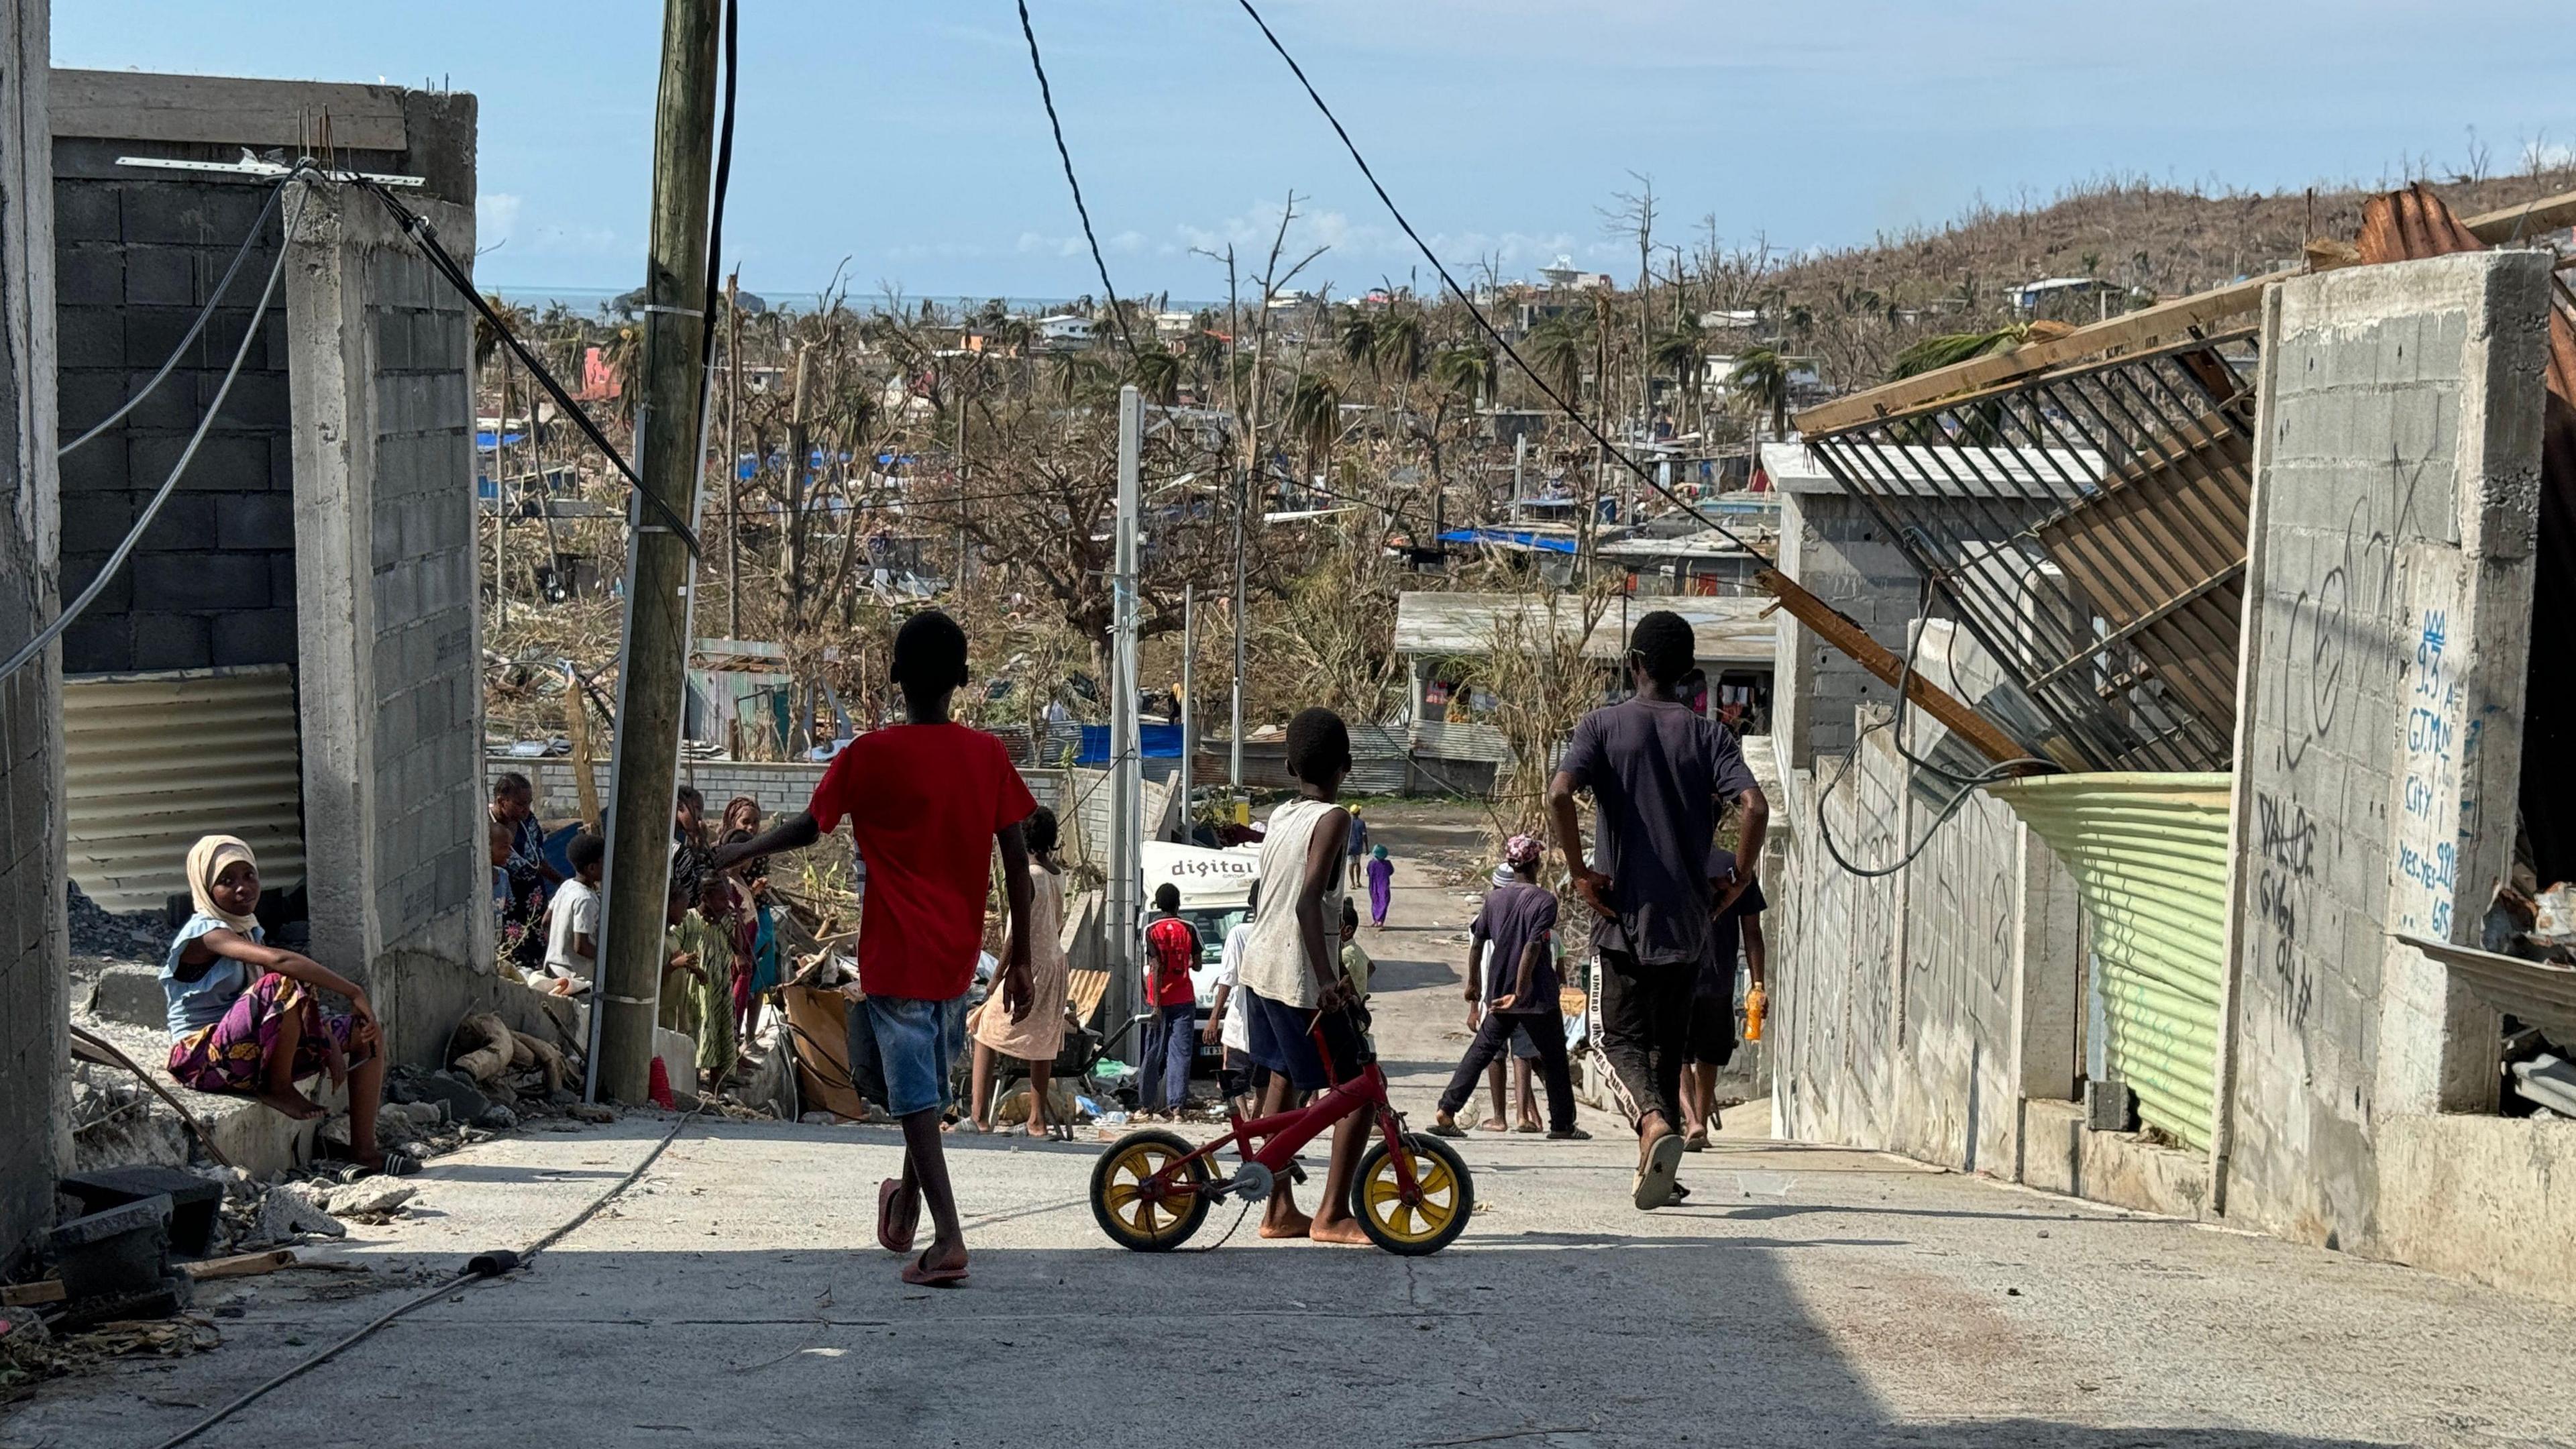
(1350, 1131), (1474, 1256)
(1090, 1128), (1212, 1251)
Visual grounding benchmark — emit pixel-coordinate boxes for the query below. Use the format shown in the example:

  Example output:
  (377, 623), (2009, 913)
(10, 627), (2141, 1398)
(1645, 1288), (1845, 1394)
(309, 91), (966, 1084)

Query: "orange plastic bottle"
(1743, 983), (1768, 1042)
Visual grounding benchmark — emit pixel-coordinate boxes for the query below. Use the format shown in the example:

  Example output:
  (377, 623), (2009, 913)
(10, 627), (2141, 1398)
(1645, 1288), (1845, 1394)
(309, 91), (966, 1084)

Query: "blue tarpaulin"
(475, 430), (529, 449)
(1074, 722), (1185, 765)
(1438, 527), (1577, 554)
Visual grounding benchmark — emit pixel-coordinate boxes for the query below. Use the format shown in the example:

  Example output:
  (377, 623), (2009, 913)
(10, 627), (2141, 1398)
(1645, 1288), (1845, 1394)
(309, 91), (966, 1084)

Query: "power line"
(354, 178), (703, 554)
(1014, 0), (1138, 358)
(59, 178), (286, 458)
(2, 184), (307, 684)
(1228, 0), (1766, 561)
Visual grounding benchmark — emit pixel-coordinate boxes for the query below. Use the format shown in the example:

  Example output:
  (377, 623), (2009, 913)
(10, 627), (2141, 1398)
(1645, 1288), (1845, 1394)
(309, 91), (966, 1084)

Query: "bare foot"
(1023, 1122), (1049, 1140)
(256, 1088), (326, 1122)
(1307, 1216), (1373, 1247)
(1258, 1208), (1314, 1240)
(1477, 1117), (1508, 1132)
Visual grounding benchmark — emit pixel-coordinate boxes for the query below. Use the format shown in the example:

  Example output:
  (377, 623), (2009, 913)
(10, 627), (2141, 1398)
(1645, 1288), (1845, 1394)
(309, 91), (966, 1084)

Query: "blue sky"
(54, 1), (2576, 302)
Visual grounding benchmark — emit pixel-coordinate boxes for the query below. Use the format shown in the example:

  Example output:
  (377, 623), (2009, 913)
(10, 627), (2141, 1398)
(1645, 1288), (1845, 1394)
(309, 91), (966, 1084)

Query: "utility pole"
(1230, 464), (1246, 796)
(784, 343), (812, 625)
(724, 270), (741, 639)
(1110, 386), (1143, 1006)
(491, 355), (508, 634)
(1179, 582), (1194, 834)
(591, 0), (720, 1106)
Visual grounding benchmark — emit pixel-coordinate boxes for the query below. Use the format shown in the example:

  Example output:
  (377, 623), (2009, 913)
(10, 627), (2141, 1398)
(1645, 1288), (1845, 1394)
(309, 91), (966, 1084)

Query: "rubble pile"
(64, 883), (163, 964)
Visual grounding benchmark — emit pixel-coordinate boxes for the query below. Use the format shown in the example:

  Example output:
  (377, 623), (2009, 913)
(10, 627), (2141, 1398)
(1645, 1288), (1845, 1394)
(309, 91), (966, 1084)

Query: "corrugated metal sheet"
(1988, 771), (2231, 1150)
(66, 666), (308, 914)
(1410, 718), (1515, 764)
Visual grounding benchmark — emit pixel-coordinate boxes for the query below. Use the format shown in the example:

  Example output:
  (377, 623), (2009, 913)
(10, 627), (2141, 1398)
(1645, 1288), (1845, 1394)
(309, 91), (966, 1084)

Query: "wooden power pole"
(591, 0), (721, 1105)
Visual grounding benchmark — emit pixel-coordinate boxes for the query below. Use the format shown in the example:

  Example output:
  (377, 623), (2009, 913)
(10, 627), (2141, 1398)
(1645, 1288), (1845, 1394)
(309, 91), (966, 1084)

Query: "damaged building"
(5, 64), (510, 1267)
(1761, 184), (2576, 1301)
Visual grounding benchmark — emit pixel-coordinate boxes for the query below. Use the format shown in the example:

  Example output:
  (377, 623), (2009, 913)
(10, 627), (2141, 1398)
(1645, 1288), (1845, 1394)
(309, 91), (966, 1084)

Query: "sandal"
(876, 1178), (918, 1255)
(1512, 1122), (1542, 1134)
(1428, 1120), (1470, 1139)
(1633, 1130), (1684, 1210)
(337, 1150), (421, 1183)
(900, 1252), (968, 1288)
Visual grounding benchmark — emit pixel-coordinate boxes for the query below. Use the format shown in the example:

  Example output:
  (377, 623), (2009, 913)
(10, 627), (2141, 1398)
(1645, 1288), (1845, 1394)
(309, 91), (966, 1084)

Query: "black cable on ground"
(1015, 0), (1138, 358)
(1230, 0), (1762, 561)
(60, 179), (286, 458)
(2, 182), (306, 684)
(353, 178), (702, 555)
(149, 1110), (698, 1449)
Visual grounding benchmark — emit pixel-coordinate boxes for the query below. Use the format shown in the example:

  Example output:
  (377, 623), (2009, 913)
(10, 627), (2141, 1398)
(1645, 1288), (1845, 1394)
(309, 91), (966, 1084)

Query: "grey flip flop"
(1633, 1131), (1684, 1210)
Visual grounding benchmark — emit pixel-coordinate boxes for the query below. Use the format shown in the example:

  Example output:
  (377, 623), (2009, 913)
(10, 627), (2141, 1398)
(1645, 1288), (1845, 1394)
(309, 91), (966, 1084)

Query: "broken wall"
(284, 156), (491, 1069)
(2222, 250), (2570, 1298)
(0, 0), (62, 1270)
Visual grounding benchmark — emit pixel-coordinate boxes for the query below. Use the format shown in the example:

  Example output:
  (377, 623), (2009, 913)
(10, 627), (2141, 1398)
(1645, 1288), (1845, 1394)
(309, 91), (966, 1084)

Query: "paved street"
(13, 808), (2576, 1448)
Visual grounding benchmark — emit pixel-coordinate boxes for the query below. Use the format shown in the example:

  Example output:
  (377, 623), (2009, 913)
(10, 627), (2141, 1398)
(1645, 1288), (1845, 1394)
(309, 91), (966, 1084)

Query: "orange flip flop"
(900, 1253), (968, 1287)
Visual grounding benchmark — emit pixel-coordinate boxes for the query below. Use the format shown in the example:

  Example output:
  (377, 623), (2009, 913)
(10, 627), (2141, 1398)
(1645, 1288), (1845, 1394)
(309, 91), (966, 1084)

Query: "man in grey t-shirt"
(1548, 611), (1768, 1209)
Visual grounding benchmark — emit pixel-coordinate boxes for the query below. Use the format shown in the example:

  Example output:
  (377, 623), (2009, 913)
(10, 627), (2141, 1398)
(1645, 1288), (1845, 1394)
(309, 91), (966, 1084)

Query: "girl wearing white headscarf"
(162, 834), (413, 1176)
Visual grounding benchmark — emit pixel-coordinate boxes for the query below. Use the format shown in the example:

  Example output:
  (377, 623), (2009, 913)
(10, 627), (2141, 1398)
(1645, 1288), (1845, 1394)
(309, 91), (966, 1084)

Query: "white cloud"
(475, 192), (522, 252)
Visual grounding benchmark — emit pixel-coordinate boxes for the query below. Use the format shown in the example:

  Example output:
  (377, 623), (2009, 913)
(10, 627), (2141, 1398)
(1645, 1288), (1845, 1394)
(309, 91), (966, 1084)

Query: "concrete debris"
(320, 1183), (417, 1221)
(567, 1102), (617, 1125)
(2529, 882), (2576, 950)
(478, 1104), (520, 1130)
(252, 1183), (345, 1244)
(396, 1069), (493, 1124)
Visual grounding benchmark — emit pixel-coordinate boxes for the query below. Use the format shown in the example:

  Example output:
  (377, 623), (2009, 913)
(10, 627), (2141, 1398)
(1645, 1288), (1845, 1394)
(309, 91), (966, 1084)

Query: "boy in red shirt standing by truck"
(1140, 883), (1201, 1118)
(714, 611), (1034, 1287)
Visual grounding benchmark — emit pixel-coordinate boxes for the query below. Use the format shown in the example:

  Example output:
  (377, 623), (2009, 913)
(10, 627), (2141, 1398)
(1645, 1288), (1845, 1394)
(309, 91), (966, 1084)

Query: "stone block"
(134, 552), (267, 612)
(83, 965), (166, 1032)
(60, 614), (131, 675)
(211, 608), (298, 669)
(56, 246), (121, 307)
(57, 491), (133, 556)
(54, 179), (121, 242)
(60, 1167), (223, 1256)
(122, 246), (198, 307)
(215, 491), (295, 550)
(133, 494), (215, 554)
(57, 307), (123, 371)
(129, 612), (212, 671)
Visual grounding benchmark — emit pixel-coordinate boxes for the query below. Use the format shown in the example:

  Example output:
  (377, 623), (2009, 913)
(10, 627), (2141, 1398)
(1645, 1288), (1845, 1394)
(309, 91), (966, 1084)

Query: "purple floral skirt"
(166, 972), (354, 1093)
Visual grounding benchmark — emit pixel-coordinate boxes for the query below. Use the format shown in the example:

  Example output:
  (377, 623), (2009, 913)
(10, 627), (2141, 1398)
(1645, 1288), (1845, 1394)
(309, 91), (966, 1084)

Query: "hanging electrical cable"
(59, 179), (287, 458)
(352, 178), (703, 555)
(1014, 0), (1139, 358)
(1, 182), (311, 685)
(1230, 0), (1770, 560)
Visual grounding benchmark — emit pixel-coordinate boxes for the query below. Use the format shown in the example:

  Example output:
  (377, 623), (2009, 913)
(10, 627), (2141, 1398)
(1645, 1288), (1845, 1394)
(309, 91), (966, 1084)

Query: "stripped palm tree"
(1338, 311), (1381, 380)
(1727, 347), (1791, 439)
(1428, 345), (1496, 407)
(1525, 315), (1587, 403)
(1650, 321), (1706, 431)
(1373, 311), (1427, 390)
(1128, 348), (1183, 406)
(1283, 372), (1344, 482)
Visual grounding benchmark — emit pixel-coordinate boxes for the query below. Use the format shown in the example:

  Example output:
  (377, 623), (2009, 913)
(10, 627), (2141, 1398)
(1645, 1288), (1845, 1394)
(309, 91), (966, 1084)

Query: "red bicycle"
(1088, 1021), (1474, 1256)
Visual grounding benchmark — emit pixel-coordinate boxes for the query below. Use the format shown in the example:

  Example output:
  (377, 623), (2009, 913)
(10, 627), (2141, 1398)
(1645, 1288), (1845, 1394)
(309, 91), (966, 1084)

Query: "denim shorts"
(862, 993), (968, 1118)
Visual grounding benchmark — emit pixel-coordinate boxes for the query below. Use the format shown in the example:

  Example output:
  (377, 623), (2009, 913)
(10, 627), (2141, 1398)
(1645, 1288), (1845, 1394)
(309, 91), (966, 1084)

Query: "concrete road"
(13, 803), (2576, 1448)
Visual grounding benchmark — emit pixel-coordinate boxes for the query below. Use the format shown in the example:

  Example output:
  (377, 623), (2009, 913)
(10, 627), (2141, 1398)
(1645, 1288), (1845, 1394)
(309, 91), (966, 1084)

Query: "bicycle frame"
(1129, 1022), (1422, 1209)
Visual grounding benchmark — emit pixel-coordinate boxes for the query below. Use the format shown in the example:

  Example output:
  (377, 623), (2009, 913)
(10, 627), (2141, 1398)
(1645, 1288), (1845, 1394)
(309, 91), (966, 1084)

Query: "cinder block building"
(7, 63), (500, 1265)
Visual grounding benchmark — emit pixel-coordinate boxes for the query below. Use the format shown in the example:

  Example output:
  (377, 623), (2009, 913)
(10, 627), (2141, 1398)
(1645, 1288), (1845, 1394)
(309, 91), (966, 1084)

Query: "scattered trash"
(1735, 1171), (1790, 1199)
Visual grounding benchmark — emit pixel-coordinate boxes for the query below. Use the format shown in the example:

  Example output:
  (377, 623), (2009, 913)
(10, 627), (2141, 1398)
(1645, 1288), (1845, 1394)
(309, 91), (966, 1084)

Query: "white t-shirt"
(545, 878), (600, 983)
(1238, 797), (1348, 1008)
(1216, 922), (1254, 1052)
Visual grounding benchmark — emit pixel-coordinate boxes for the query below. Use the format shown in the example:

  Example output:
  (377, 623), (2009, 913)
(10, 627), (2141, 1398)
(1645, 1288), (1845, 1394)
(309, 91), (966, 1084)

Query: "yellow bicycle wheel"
(1089, 1128), (1212, 1251)
(1351, 1132), (1474, 1255)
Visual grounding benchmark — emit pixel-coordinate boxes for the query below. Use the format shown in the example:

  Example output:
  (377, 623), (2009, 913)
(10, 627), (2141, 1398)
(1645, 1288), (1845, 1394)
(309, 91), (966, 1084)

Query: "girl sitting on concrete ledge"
(160, 834), (416, 1177)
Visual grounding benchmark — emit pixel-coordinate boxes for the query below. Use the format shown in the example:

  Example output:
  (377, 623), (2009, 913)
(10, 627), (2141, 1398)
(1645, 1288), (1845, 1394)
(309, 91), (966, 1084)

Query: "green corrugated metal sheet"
(1988, 772), (2232, 1150)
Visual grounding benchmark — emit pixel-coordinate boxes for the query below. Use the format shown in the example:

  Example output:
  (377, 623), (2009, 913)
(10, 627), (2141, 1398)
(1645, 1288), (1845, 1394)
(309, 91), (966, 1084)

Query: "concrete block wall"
(2221, 251), (2559, 1295)
(0, 0), (63, 1271)
(52, 154), (294, 674)
(1770, 695), (2084, 1192)
(283, 122), (490, 1067)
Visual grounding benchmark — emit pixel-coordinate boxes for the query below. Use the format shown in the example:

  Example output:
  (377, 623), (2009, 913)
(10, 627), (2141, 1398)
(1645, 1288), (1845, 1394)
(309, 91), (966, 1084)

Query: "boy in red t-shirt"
(1139, 883), (1201, 1117)
(712, 611), (1034, 1287)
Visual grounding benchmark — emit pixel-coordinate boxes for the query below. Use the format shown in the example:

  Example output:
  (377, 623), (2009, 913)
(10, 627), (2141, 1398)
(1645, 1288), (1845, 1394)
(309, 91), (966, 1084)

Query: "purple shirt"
(1558, 696), (1758, 965)
(1473, 881), (1559, 1014)
(1699, 846), (1768, 999)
